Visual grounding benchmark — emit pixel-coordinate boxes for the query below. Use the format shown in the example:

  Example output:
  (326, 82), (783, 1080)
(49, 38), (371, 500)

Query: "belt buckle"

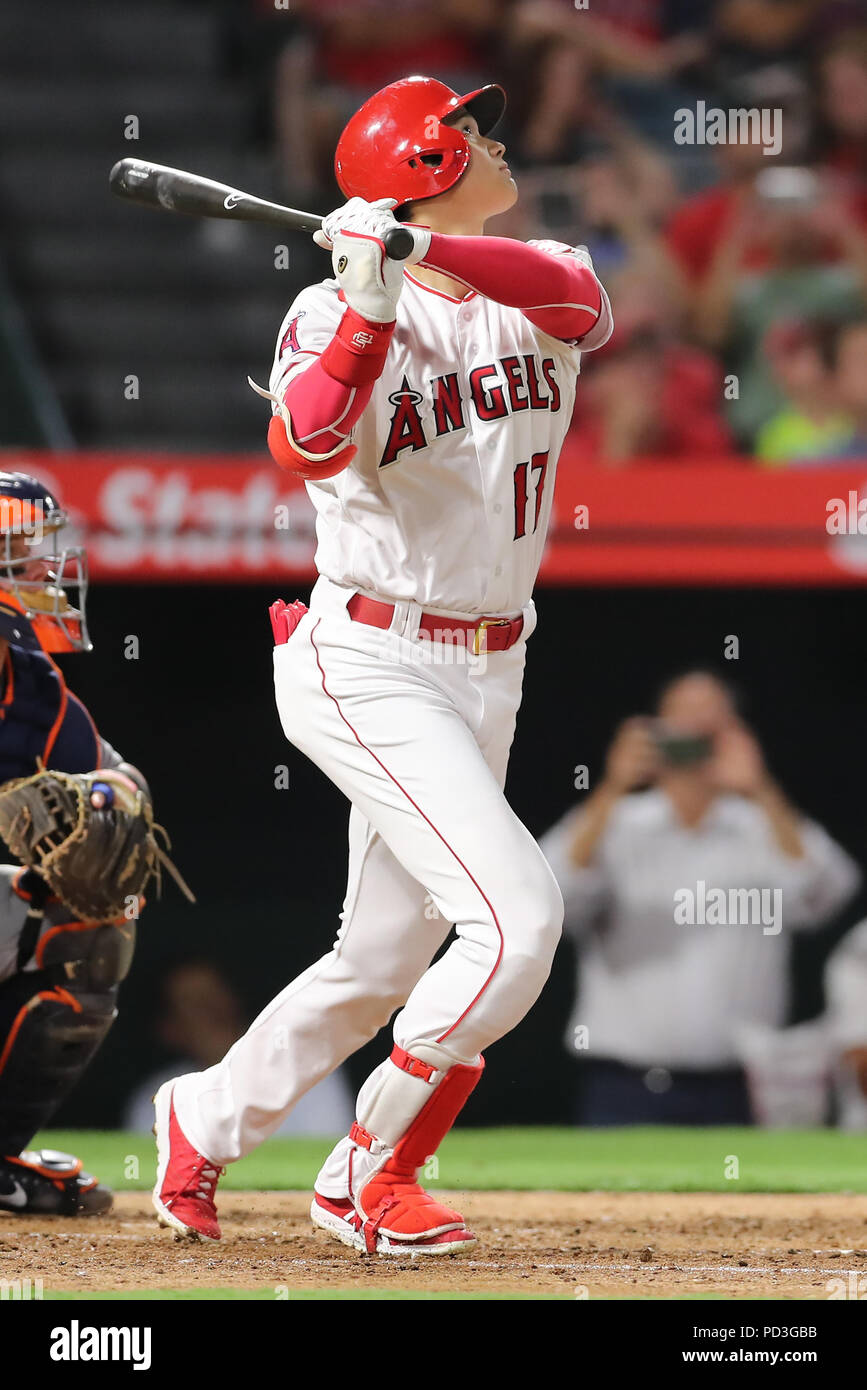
(472, 617), (510, 656)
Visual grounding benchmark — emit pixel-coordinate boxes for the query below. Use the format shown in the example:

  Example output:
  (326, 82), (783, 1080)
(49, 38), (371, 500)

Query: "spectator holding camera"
(541, 672), (860, 1125)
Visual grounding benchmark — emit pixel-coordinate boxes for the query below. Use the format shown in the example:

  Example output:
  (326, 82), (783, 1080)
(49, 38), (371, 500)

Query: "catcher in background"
(0, 471), (188, 1216)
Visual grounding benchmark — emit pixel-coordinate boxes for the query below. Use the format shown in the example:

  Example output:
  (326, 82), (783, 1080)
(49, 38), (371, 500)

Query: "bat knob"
(384, 226), (415, 262)
(109, 157), (149, 198)
(109, 159), (127, 192)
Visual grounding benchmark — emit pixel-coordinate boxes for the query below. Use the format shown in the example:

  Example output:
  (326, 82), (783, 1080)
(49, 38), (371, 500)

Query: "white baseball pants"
(173, 576), (563, 1164)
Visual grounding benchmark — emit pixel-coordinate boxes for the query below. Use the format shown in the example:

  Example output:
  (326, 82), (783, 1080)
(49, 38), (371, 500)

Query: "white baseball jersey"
(269, 244), (613, 615)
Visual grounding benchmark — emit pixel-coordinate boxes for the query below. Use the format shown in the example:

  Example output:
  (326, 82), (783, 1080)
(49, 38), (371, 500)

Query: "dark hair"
(654, 669), (745, 718)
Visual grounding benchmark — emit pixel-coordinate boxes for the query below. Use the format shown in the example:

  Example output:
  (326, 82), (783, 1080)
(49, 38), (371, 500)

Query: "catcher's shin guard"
(312, 1045), (483, 1255)
(0, 903), (136, 1154)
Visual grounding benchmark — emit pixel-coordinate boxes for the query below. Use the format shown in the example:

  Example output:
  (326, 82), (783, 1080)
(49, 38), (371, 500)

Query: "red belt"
(346, 593), (524, 654)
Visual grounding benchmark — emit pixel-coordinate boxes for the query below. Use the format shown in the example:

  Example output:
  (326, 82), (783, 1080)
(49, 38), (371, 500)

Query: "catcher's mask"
(0, 471), (90, 654)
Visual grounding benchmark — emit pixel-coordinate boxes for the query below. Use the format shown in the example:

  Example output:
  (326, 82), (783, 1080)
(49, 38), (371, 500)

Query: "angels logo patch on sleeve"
(269, 284), (345, 398)
(279, 311), (307, 358)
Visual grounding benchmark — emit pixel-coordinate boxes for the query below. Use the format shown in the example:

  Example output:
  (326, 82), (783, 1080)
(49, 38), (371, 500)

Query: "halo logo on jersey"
(380, 378), (427, 467)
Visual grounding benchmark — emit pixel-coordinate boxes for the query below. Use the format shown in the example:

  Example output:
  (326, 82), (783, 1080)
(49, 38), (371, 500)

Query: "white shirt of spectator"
(269, 250), (612, 615)
(541, 788), (860, 1070)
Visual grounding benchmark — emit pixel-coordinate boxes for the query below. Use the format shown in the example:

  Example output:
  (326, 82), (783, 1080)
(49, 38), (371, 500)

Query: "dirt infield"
(2, 1191), (866, 1298)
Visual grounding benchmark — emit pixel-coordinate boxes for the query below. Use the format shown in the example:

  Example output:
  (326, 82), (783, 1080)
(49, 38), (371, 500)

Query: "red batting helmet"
(334, 75), (506, 206)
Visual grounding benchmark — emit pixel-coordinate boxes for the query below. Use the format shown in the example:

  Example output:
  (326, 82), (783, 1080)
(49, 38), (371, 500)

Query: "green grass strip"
(37, 1125), (867, 1194)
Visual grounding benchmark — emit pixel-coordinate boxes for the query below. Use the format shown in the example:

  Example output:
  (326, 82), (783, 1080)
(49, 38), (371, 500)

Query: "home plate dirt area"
(3, 1192), (867, 1298)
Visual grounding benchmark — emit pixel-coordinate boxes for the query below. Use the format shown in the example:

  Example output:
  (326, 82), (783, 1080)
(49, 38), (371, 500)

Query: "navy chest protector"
(0, 649), (96, 783)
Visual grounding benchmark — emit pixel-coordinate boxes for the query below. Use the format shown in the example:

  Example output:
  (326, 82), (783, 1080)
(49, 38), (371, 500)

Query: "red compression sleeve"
(281, 306), (394, 456)
(418, 233), (603, 342)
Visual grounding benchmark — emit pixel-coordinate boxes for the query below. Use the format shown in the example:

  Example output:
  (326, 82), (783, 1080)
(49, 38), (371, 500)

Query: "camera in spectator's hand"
(650, 721), (714, 767)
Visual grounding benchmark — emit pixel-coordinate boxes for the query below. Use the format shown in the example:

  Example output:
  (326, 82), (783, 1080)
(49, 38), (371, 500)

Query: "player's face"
(3, 529), (55, 584)
(440, 113), (517, 223)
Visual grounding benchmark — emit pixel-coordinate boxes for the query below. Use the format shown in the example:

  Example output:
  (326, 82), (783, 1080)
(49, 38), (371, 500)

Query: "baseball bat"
(108, 158), (415, 260)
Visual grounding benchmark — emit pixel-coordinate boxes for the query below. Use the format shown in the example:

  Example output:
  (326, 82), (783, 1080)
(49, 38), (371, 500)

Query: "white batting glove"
(314, 196), (431, 261)
(314, 199), (431, 321)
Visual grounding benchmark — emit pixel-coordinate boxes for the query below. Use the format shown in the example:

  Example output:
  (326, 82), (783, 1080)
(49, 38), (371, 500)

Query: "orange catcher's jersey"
(269, 253), (612, 615)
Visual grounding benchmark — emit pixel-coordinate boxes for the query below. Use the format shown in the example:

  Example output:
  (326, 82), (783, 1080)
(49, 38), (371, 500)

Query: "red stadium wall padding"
(4, 449), (867, 585)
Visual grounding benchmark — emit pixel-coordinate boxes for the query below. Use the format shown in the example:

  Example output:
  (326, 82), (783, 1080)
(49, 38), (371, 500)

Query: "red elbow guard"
(267, 414), (356, 481)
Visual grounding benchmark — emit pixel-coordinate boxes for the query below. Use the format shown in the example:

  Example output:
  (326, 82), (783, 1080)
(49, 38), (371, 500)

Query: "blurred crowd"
(222, 0), (867, 465)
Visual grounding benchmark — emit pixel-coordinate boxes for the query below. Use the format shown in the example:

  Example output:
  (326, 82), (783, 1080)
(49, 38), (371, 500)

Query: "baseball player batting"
(153, 75), (612, 1255)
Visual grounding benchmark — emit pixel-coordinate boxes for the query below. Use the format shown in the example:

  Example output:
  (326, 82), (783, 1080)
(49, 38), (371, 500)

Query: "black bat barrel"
(109, 158), (414, 260)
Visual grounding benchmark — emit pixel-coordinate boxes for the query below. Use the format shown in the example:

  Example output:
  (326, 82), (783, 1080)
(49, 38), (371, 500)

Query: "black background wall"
(45, 582), (867, 1128)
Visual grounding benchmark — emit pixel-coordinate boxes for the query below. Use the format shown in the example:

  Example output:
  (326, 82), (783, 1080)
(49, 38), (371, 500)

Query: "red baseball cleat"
(152, 1082), (224, 1241)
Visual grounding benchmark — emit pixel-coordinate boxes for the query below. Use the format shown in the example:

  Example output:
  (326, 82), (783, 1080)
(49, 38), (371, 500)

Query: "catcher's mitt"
(0, 766), (194, 923)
